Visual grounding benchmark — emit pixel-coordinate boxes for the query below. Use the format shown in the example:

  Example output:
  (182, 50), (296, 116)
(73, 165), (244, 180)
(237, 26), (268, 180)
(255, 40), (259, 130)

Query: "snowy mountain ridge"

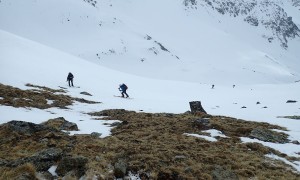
(184, 0), (300, 48)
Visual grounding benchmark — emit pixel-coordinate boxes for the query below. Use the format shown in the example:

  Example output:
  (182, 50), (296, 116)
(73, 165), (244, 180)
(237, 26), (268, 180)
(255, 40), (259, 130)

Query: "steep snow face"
(0, 0), (299, 85)
(184, 0), (300, 48)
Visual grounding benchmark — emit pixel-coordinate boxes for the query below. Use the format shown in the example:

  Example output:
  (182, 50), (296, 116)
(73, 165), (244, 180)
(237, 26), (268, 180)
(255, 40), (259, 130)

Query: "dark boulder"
(43, 117), (78, 131)
(249, 128), (289, 143)
(56, 156), (88, 178)
(193, 118), (211, 129)
(5, 121), (48, 135)
(189, 101), (207, 114)
(80, 91), (92, 96)
(114, 159), (127, 178)
(212, 165), (239, 180)
(7, 148), (62, 171)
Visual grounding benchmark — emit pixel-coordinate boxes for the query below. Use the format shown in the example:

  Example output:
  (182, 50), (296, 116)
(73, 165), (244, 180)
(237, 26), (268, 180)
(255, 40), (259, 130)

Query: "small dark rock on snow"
(286, 100), (297, 103)
(80, 91), (92, 96)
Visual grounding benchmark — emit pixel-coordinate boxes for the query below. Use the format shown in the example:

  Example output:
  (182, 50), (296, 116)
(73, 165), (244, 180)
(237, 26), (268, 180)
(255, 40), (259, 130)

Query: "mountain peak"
(184, 0), (300, 48)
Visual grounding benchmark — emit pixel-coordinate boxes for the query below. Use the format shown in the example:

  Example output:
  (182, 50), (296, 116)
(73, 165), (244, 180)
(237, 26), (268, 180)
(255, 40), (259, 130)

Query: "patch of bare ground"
(0, 83), (100, 109)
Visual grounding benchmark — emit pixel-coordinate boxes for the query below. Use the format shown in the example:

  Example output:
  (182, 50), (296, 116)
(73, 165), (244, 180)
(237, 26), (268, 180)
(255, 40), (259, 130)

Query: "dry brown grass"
(0, 163), (37, 180)
(82, 110), (299, 179)
(0, 83), (100, 109)
(1, 110), (299, 179)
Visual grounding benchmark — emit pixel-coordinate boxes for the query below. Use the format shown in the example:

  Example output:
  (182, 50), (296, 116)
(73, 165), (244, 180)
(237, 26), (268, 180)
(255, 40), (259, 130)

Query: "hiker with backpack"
(119, 83), (129, 98)
(67, 72), (74, 87)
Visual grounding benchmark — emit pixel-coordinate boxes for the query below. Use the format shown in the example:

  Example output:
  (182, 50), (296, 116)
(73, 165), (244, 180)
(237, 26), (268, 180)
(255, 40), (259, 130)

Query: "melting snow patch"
(48, 165), (58, 176)
(202, 129), (228, 138)
(184, 129), (227, 142)
(47, 99), (54, 105)
(241, 137), (300, 158)
(184, 133), (217, 142)
(128, 171), (141, 180)
(266, 154), (300, 173)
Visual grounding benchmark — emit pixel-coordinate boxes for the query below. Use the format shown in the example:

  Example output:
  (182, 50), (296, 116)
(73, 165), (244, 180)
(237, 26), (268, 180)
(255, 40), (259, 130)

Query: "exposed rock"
(189, 101), (207, 114)
(109, 122), (123, 127)
(184, 0), (300, 48)
(56, 156), (88, 178)
(286, 100), (297, 103)
(245, 16), (259, 26)
(212, 165), (239, 180)
(4, 121), (49, 135)
(80, 91), (92, 96)
(43, 117), (79, 131)
(114, 159), (127, 178)
(0, 158), (8, 166)
(90, 132), (102, 138)
(249, 128), (289, 143)
(193, 118), (211, 129)
(157, 171), (182, 180)
(7, 148), (62, 171)
(73, 97), (100, 104)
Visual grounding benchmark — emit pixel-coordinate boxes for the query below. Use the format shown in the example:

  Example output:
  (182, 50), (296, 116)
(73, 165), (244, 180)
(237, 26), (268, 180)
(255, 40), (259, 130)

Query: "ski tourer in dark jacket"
(119, 83), (129, 98)
(67, 72), (74, 87)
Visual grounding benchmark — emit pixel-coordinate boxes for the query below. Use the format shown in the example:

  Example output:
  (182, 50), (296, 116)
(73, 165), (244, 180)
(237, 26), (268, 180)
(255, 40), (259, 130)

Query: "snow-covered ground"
(0, 0), (300, 173)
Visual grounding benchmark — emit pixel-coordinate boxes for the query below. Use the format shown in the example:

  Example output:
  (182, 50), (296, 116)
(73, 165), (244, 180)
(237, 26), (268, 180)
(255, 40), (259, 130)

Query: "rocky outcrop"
(212, 165), (239, 180)
(249, 128), (289, 143)
(189, 101), (207, 114)
(4, 148), (63, 171)
(4, 121), (55, 135)
(42, 117), (79, 131)
(193, 118), (211, 129)
(56, 156), (88, 178)
(114, 159), (128, 178)
(184, 0), (300, 48)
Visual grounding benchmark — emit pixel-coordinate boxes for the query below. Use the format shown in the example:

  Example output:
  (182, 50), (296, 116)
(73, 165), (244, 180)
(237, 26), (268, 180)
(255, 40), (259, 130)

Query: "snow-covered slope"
(0, 0), (299, 84)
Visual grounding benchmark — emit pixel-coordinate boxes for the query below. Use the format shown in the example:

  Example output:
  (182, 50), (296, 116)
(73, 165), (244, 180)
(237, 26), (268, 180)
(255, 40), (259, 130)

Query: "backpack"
(123, 84), (128, 90)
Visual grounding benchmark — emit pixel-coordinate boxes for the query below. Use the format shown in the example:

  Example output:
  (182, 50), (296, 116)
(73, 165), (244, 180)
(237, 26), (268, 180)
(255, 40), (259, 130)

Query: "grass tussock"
(0, 163), (37, 180)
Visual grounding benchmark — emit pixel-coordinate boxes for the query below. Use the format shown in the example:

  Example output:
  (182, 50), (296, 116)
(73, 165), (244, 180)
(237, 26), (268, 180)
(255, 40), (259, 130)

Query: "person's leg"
(125, 91), (129, 98)
(68, 80), (71, 87)
(71, 79), (74, 87)
(121, 91), (124, 97)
